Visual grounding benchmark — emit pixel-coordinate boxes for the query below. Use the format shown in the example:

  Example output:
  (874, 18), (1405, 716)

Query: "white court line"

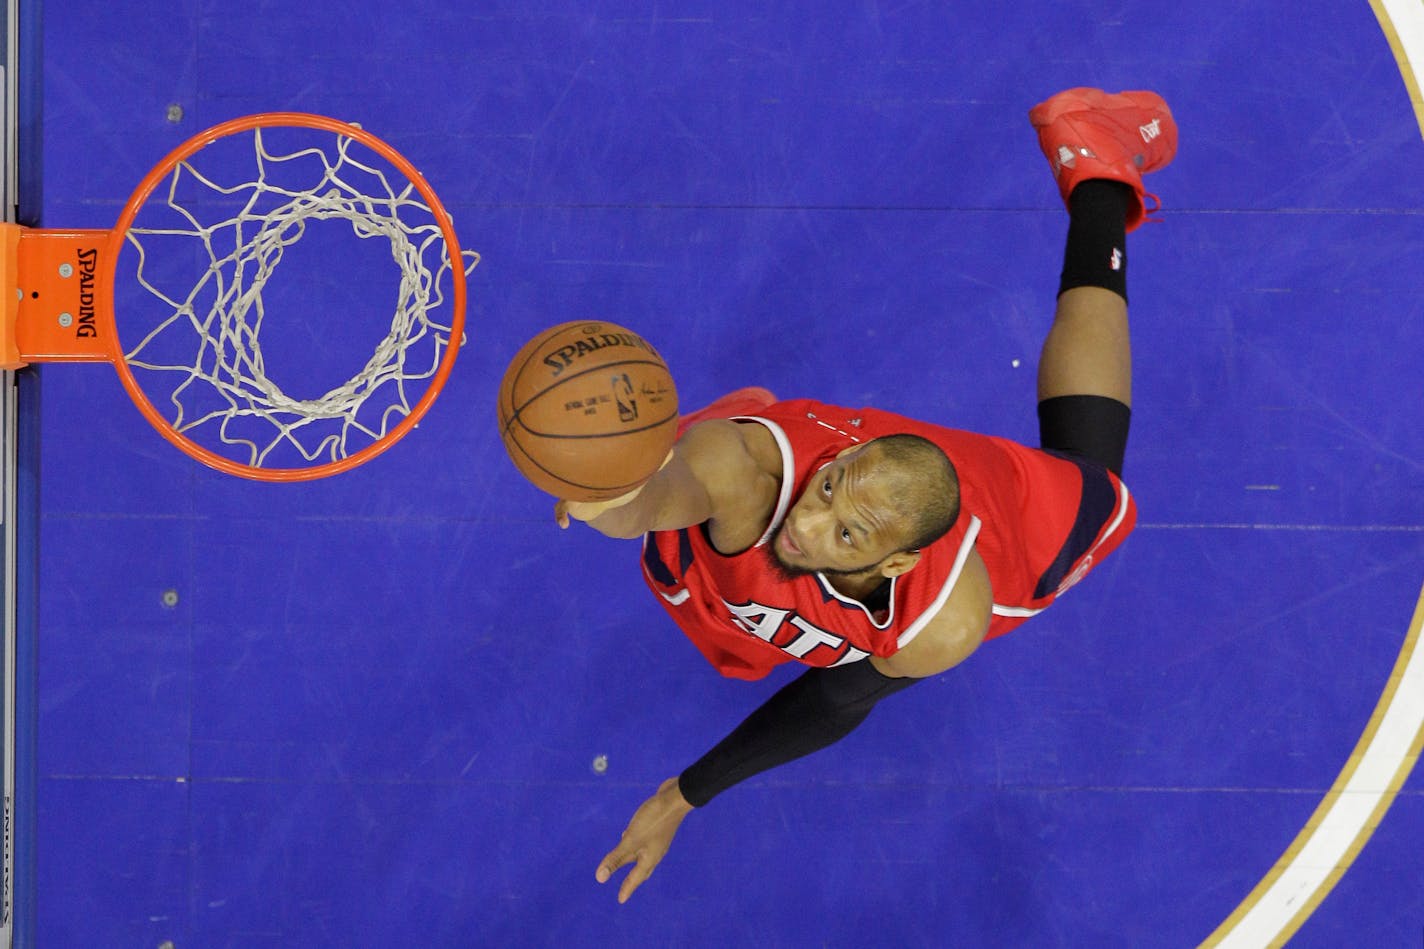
(1201, 3), (1424, 945)
(1205, 589), (1424, 947)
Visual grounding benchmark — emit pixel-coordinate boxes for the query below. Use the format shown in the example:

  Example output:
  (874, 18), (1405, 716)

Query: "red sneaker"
(1029, 87), (1177, 231)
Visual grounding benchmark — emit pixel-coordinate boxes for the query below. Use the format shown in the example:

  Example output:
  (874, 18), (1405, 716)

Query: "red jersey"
(640, 399), (1136, 680)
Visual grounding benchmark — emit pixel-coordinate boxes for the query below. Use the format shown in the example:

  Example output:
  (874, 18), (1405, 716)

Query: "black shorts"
(1037, 394), (1131, 477)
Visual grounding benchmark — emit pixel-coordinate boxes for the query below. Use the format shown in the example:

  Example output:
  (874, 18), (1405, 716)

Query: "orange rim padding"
(0, 113), (468, 482)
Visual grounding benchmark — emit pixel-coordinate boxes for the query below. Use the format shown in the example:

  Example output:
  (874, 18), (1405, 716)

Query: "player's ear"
(878, 548), (921, 579)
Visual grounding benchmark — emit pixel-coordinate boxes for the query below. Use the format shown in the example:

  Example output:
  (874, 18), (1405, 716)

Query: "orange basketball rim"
(0, 112), (479, 481)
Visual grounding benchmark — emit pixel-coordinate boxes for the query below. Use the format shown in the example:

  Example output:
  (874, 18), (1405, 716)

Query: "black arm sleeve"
(677, 659), (920, 808)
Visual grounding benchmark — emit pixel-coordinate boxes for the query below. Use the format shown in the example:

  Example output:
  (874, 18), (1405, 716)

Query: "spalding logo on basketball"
(497, 320), (679, 501)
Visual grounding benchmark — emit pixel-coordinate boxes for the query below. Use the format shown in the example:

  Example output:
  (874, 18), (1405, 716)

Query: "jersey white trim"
(1101, 482), (1132, 547)
(814, 571), (898, 631)
(731, 415), (797, 548)
(992, 603), (1044, 618)
(895, 515), (982, 650)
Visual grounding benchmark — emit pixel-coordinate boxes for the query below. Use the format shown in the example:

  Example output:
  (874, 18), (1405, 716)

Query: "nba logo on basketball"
(614, 374), (639, 423)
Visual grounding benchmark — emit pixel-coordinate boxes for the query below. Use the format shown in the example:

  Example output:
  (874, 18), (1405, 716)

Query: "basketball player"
(556, 88), (1177, 903)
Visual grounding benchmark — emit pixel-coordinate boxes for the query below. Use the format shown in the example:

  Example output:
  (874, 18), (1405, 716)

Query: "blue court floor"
(32, 2), (1424, 946)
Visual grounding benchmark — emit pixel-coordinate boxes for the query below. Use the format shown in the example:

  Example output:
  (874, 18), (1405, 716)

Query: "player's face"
(770, 447), (905, 578)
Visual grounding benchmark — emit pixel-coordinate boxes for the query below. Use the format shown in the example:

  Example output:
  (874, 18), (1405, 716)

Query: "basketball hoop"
(0, 112), (479, 481)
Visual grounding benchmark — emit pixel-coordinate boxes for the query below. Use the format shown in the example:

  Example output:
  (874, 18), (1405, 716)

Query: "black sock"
(1057, 179), (1132, 303)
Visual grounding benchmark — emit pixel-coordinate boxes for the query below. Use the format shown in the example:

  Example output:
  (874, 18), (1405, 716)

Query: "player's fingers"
(554, 499), (570, 530)
(595, 845), (632, 884)
(617, 857), (654, 904)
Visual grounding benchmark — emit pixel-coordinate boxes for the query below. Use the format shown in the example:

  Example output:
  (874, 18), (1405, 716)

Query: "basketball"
(497, 320), (679, 502)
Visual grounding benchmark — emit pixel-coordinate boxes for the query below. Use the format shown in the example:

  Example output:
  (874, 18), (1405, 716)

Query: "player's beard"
(762, 537), (814, 583)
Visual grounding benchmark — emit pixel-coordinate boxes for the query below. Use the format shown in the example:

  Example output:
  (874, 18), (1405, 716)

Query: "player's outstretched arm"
(592, 559), (990, 900)
(556, 419), (775, 538)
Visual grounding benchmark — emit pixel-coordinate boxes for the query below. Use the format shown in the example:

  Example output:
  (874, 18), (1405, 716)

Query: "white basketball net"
(120, 124), (480, 470)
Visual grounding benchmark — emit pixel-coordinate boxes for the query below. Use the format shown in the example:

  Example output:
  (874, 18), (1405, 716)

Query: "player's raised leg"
(1029, 87), (1177, 473)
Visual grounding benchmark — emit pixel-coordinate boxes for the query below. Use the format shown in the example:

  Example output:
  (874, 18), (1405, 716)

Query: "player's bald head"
(863, 434), (959, 551)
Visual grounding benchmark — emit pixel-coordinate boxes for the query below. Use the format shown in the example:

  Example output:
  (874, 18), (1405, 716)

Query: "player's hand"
(554, 486), (645, 529)
(596, 777), (694, 903)
(555, 450), (675, 529)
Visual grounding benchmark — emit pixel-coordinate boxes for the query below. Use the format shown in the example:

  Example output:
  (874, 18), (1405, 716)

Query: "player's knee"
(1037, 395), (1131, 476)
